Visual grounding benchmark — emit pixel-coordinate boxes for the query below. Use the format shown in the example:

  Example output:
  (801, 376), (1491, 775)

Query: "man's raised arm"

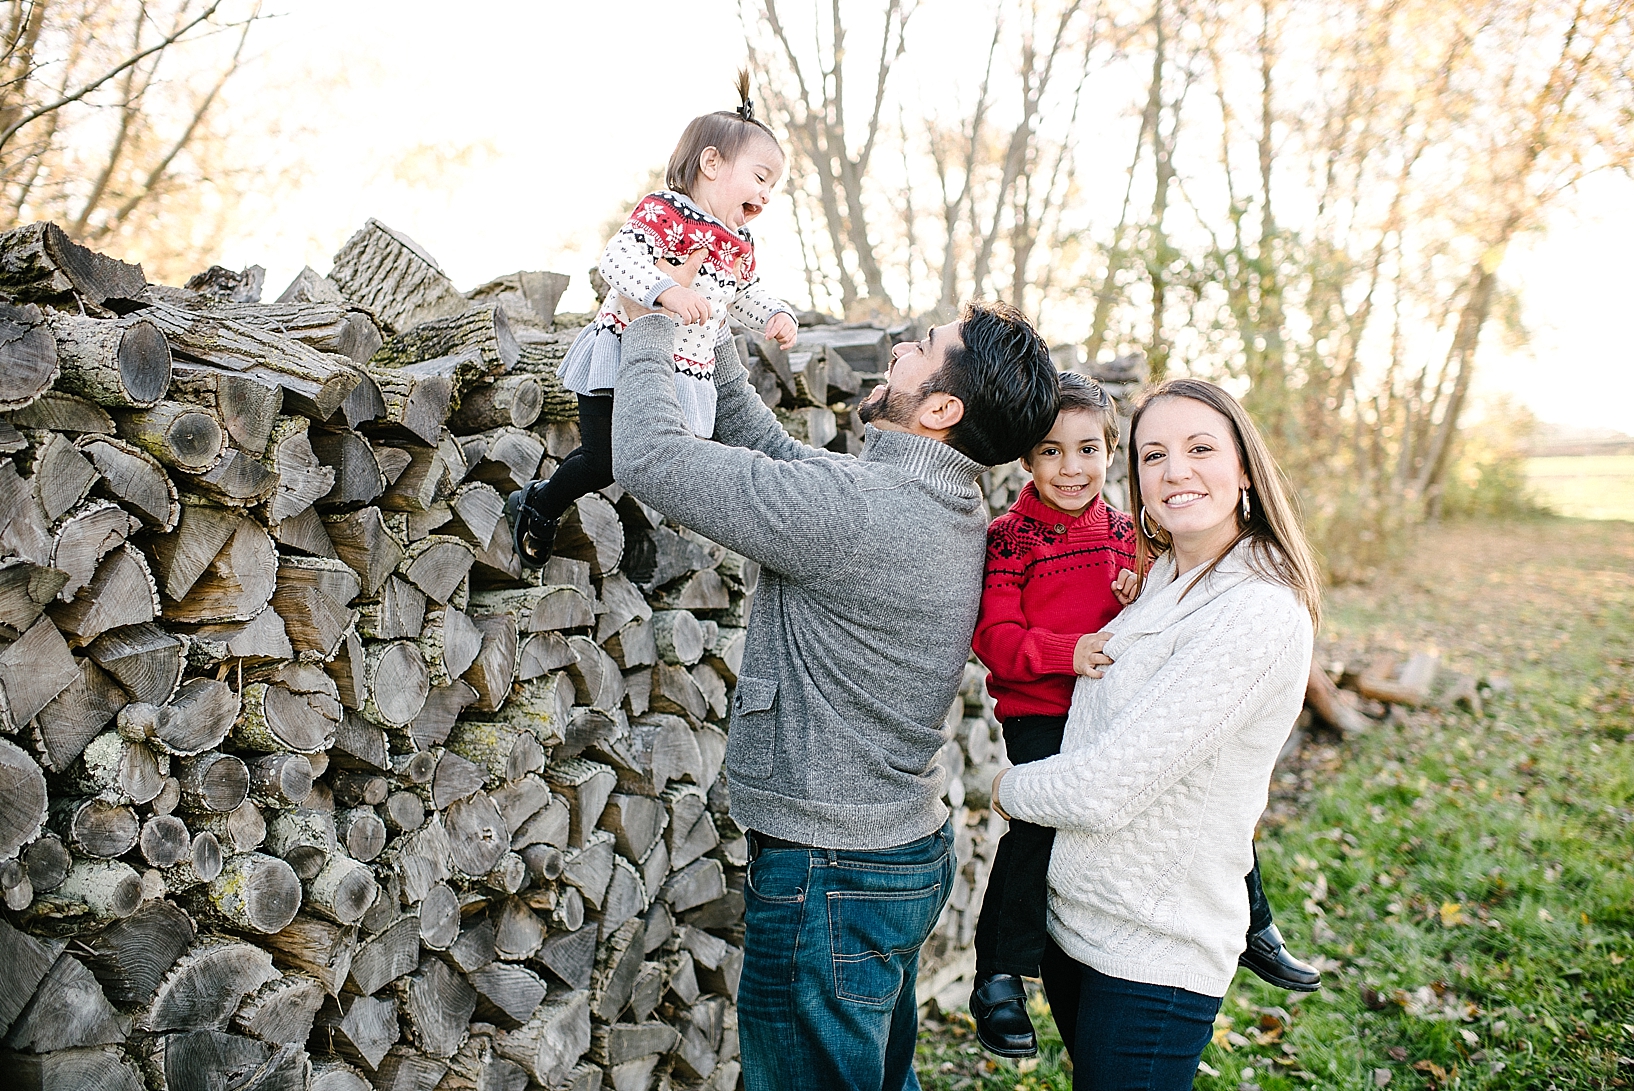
(611, 314), (866, 581)
(709, 334), (839, 462)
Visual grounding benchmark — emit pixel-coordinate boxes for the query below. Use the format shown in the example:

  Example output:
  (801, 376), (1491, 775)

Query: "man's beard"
(856, 382), (925, 428)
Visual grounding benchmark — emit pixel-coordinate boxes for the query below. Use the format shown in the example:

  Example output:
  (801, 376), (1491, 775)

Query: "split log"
(518, 630), (575, 678)
(76, 435), (179, 530)
(44, 542), (159, 649)
(600, 714), (703, 797)
(535, 923), (597, 992)
(467, 269), (570, 327)
(402, 680), (478, 752)
(23, 431), (98, 521)
(0, 557), (69, 631)
(2, 952), (125, 1050)
(111, 401), (227, 474)
(30, 657), (126, 772)
(271, 504), (337, 557)
(448, 916), (497, 975)
(589, 917), (646, 1022)
(381, 814), (453, 903)
(553, 493), (624, 576)
(604, 618), (657, 671)
(567, 636), (624, 714)
(649, 567), (730, 611)
(561, 831), (616, 910)
(138, 938), (278, 1032)
(470, 583), (593, 632)
(420, 605), (482, 686)
(599, 793), (668, 864)
(264, 914), (357, 998)
(0, 303), (59, 411)
(660, 858), (726, 915)
(368, 1049), (448, 1091)
(463, 613), (517, 712)
(325, 507), (404, 595)
(8, 390), (113, 435)
(0, 460), (54, 566)
(493, 989), (591, 1088)
(199, 851), (302, 933)
(380, 433), (463, 513)
(160, 517), (277, 625)
(79, 900), (195, 1007)
(591, 1022), (680, 1068)
(191, 800), (265, 855)
(144, 300), (362, 420)
(464, 427), (542, 494)
(0, 615), (80, 729)
(235, 973), (326, 1045)
(191, 446), (280, 507)
(692, 661), (728, 719)
(592, 856), (648, 939)
(167, 363), (284, 454)
(328, 219), (468, 335)
(363, 360), (454, 447)
(548, 758), (618, 850)
(0, 223), (145, 312)
(310, 428), (387, 509)
(236, 663), (342, 754)
(357, 575), (426, 640)
(397, 535), (475, 604)
(315, 992), (399, 1070)
(115, 677), (238, 757)
(393, 955), (477, 1059)
(0, 741), (47, 859)
(271, 554), (362, 657)
(493, 895), (546, 961)
(627, 961), (665, 1022)
(177, 751), (250, 813)
(447, 481), (505, 550)
(326, 629), (367, 710)
(664, 784), (720, 871)
(265, 417), (336, 523)
(87, 621), (183, 704)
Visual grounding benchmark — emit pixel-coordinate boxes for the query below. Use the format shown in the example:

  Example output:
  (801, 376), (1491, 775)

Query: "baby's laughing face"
(698, 136), (784, 229)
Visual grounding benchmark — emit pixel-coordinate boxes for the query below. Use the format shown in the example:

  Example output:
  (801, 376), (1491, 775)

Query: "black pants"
(528, 394), (614, 523)
(973, 714), (1276, 977)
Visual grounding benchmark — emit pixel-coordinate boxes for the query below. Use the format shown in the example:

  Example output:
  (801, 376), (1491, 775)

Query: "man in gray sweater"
(612, 295), (1057, 1091)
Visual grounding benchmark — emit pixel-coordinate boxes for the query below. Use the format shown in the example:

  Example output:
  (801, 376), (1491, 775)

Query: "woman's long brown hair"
(1126, 378), (1323, 627)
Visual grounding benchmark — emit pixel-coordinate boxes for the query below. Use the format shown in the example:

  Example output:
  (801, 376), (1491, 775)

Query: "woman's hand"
(1112, 567), (1140, 606)
(1074, 631), (1113, 678)
(764, 311), (797, 349)
(991, 768), (1012, 821)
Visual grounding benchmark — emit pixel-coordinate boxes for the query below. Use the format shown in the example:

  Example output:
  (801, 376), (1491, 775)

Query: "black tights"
(529, 394), (614, 523)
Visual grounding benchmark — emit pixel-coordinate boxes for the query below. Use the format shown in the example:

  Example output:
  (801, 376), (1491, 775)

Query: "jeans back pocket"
(826, 880), (946, 1008)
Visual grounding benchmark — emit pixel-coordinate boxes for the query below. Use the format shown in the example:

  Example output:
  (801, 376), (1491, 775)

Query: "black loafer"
(1239, 923), (1322, 992)
(970, 972), (1038, 1058)
(506, 484), (557, 568)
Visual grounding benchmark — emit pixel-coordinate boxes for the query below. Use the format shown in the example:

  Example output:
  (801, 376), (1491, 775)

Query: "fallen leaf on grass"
(1538, 908), (1554, 922)
(1388, 1047), (1408, 1061)
(1197, 1060), (1221, 1077)
(1373, 1069), (1392, 1087)
(1439, 901), (1470, 927)
(1413, 1059), (1457, 1087)
(1610, 953), (1625, 965)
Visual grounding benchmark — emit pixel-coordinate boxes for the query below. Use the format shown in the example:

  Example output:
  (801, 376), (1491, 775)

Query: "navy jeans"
(738, 821), (956, 1091)
(1040, 937), (1221, 1091)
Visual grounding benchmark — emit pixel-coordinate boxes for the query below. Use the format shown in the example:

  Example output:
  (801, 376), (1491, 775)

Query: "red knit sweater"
(972, 483), (1138, 720)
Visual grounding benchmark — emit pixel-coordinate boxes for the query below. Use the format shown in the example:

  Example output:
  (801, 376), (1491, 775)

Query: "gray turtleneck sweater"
(612, 314), (988, 849)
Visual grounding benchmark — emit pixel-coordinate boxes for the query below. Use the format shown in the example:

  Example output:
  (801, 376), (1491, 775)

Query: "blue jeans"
(1040, 938), (1222, 1091)
(738, 821), (956, 1091)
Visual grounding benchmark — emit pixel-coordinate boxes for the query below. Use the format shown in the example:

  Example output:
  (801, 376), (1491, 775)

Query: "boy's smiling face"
(1023, 408), (1113, 516)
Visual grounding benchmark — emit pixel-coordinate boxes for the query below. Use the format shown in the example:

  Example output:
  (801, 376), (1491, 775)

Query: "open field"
(1526, 455), (1634, 522)
(918, 517), (1634, 1090)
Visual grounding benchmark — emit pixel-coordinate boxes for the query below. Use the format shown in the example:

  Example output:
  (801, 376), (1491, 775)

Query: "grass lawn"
(1525, 455), (1634, 522)
(917, 516), (1634, 1090)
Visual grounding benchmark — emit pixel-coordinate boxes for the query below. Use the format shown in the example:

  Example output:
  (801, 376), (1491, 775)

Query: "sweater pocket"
(728, 675), (778, 779)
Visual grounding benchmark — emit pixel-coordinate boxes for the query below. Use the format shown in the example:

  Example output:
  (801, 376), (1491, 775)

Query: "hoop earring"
(1140, 507), (1159, 537)
(1241, 488), (1251, 521)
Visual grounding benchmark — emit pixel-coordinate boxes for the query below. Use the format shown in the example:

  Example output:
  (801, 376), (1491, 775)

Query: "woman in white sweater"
(992, 378), (1322, 1089)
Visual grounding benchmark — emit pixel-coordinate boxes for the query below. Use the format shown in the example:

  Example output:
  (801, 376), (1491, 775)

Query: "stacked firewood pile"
(0, 219), (798, 1091)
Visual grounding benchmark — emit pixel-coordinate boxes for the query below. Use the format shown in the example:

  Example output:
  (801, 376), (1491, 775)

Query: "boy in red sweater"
(968, 374), (1319, 1059)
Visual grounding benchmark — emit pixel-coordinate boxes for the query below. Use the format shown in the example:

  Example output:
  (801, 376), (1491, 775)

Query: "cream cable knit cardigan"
(996, 541), (1313, 997)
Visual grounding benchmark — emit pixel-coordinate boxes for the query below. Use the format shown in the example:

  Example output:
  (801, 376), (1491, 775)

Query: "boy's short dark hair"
(1055, 372), (1120, 449)
(923, 301), (1059, 466)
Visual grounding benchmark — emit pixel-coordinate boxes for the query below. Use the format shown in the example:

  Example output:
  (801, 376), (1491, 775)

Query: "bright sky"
(219, 1), (1634, 435)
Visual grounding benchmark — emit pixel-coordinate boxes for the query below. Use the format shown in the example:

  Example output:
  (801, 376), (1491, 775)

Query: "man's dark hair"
(924, 301), (1059, 466)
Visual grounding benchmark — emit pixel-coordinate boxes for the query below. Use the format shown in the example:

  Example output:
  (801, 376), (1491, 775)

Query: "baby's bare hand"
(1112, 568), (1140, 606)
(657, 284), (712, 325)
(765, 311), (797, 349)
(1074, 631), (1114, 678)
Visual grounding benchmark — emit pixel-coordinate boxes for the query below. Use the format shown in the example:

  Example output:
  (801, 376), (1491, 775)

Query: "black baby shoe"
(970, 972), (1038, 1058)
(506, 483), (558, 568)
(1239, 923), (1323, 992)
